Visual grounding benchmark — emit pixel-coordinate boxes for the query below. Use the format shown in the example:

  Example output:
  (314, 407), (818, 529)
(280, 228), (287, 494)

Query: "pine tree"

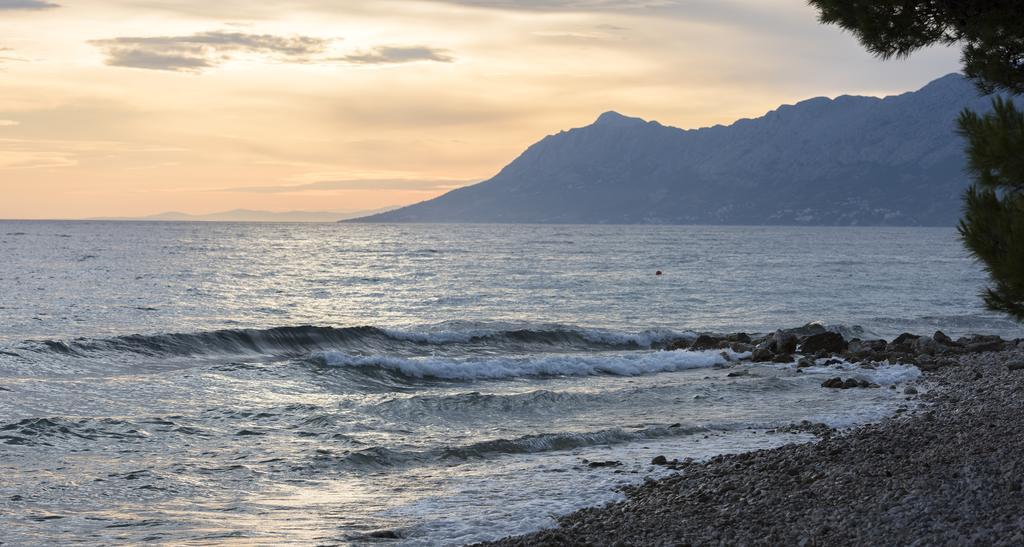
(958, 98), (1024, 320)
(809, 0), (1024, 320)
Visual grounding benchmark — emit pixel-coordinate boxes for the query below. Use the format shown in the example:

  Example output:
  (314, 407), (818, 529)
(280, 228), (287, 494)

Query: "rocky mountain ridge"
(353, 74), (1001, 226)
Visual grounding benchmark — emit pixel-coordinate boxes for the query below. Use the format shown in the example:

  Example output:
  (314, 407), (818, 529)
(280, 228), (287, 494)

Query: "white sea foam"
(800, 359), (923, 385)
(316, 349), (735, 380)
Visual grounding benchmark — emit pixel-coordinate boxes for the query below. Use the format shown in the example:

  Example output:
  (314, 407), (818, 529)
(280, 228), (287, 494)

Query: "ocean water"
(0, 221), (1015, 545)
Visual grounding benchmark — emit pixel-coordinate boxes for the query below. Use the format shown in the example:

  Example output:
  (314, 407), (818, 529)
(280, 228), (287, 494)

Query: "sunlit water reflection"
(0, 221), (1012, 544)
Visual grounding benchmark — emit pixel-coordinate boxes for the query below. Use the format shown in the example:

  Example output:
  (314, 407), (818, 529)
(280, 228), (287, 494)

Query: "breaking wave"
(312, 349), (742, 381)
(301, 424), (711, 471)
(2, 324), (693, 364)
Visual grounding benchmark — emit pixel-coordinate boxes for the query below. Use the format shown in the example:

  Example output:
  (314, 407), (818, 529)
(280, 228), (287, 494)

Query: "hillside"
(352, 74), (997, 226)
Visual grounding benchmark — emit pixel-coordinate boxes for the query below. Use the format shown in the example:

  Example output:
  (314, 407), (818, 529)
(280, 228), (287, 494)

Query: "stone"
(1007, 360), (1024, 372)
(886, 341), (915, 354)
(904, 386), (919, 395)
(651, 455), (668, 465)
(797, 357), (815, 368)
(864, 339), (888, 351)
(933, 331), (955, 345)
(751, 348), (774, 362)
(727, 370), (750, 377)
(821, 377), (845, 389)
(668, 339), (692, 351)
(773, 331), (798, 354)
(914, 337), (945, 355)
(843, 378), (862, 389)
(966, 339), (1006, 353)
(892, 333), (921, 345)
(788, 322), (828, 337)
(801, 332), (847, 354)
(730, 342), (754, 353)
(588, 460), (623, 468)
(691, 334), (722, 351)
(772, 353), (794, 363)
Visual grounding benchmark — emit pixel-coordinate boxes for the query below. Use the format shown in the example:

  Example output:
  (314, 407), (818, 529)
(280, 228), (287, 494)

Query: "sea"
(0, 221), (1017, 545)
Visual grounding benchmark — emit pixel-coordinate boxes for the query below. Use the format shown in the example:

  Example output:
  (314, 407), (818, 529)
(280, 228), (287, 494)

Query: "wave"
(382, 324), (692, 348)
(300, 424), (709, 471)
(312, 349), (741, 381)
(1, 324), (694, 365)
(440, 425), (708, 460)
(8, 326), (380, 360)
(0, 417), (151, 447)
(372, 389), (600, 417)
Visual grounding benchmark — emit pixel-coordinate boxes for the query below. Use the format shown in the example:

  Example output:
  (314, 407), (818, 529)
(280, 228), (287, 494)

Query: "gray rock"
(691, 334), (722, 351)
(773, 331), (798, 354)
(751, 348), (774, 362)
(588, 460), (623, 468)
(864, 339), (888, 352)
(801, 332), (847, 354)
(668, 339), (691, 351)
(966, 338), (1006, 353)
(914, 337), (946, 355)
(933, 331), (955, 346)
(892, 333), (921, 345)
(787, 323), (829, 338)
(822, 377), (845, 389)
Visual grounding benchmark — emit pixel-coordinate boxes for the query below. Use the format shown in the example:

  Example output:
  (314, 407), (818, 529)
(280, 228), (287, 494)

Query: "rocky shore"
(484, 329), (1024, 546)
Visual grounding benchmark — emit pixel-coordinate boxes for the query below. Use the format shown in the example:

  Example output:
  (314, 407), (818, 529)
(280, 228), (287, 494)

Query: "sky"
(0, 0), (960, 219)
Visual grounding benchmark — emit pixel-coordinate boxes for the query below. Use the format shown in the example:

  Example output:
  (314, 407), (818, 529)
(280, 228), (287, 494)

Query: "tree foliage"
(809, 0), (1024, 320)
(809, 1), (1024, 94)
(958, 98), (1024, 320)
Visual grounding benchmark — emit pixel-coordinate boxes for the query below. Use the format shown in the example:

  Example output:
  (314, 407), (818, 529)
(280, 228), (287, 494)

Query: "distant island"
(351, 74), (1002, 226)
(91, 208), (396, 223)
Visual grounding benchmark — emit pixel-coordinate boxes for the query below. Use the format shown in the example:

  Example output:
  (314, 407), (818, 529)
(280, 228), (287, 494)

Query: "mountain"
(351, 74), (1000, 226)
(91, 207), (396, 223)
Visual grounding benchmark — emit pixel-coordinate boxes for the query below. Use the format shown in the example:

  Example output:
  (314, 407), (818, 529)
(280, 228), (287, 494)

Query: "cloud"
(218, 178), (474, 193)
(0, 119), (19, 126)
(425, 0), (811, 33)
(424, 0), (675, 11)
(340, 46), (454, 65)
(424, 0), (791, 18)
(0, 47), (22, 63)
(0, 0), (59, 10)
(89, 31), (335, 72)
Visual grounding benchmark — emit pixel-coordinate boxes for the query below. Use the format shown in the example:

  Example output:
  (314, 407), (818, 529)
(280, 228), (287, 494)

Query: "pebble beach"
(486, 333), (1024, 546)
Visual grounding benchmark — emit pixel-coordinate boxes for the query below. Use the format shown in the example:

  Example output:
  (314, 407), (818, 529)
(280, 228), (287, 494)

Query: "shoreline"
(483, 332), (1024, 546)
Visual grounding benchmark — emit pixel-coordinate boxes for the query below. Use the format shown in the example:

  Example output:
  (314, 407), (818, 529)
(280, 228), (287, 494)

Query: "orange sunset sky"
(0, 0), (959, 219)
